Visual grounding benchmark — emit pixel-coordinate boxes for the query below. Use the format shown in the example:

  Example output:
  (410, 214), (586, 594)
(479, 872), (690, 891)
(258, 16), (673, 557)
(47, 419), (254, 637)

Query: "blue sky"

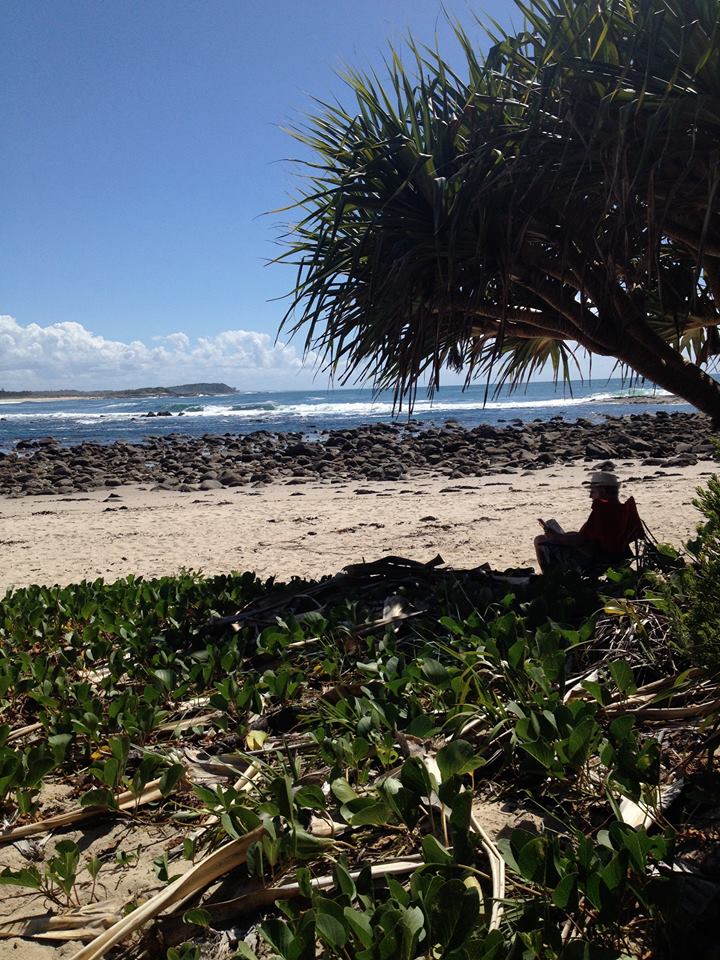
(0, 1), (614, 390)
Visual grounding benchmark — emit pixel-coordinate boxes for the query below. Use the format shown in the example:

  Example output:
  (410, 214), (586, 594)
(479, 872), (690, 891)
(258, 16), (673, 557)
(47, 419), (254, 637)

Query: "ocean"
(0, 380), (687, 451)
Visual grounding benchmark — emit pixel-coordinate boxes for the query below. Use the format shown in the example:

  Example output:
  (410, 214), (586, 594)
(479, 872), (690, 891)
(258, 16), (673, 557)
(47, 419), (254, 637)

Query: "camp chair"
(620, 496), (646, 562)
(616, 497), (668, 573)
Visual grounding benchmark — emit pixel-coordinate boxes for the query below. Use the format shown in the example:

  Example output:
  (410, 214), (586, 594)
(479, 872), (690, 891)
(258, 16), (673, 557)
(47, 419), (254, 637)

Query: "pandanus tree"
(278, 0), (720, 420)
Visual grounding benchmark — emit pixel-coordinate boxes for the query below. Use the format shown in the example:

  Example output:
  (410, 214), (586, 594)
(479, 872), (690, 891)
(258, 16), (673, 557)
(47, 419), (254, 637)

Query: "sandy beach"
(1, 458), (715, 591)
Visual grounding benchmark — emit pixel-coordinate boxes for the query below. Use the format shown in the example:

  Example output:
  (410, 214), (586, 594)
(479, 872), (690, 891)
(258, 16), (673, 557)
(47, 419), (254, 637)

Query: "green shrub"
(679, 468), (720, 672)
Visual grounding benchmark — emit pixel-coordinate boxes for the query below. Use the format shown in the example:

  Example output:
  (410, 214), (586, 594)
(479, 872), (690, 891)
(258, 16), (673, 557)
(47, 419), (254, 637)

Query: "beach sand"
(1, 458), (715, 591)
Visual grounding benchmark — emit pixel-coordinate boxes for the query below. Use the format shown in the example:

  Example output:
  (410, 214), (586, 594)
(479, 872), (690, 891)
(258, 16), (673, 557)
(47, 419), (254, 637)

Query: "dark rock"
(285, 442), (316, 457)
(585, 441), (616, 459)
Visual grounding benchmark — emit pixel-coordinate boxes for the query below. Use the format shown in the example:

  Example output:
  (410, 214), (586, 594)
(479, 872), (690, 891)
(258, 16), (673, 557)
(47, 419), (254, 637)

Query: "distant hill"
(0, 383), (238, 400)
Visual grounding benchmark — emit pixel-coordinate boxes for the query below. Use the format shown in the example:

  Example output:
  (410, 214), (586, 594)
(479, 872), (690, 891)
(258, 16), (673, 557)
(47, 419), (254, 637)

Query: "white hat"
(587, 471), (620, 487)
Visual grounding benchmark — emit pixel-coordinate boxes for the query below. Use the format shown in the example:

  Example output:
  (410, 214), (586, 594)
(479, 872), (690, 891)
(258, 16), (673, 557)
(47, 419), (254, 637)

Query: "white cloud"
(0, 315), (318, 390)
(0, 315), (615, 393)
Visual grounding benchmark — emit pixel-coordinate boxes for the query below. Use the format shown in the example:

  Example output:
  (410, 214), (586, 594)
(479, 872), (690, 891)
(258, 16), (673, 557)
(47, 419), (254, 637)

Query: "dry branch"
(70, 827), (266, 960)
(203, 855), (423, 922)
(0, 900), (123, 943)
(0, 779), (165, 845)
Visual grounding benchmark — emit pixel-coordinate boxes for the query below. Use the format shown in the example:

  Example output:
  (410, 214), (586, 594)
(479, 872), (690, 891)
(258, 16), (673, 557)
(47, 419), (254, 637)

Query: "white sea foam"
(0, 387), (674, 424)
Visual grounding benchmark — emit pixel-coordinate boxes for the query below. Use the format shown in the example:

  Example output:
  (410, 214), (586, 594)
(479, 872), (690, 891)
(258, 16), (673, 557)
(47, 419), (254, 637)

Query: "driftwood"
(208, 554), (446, 629)
(0, 901), (123, 943)
(70, 827), (266, 960)
(0, 779), (165, 845)
(202, 856), (423, 923)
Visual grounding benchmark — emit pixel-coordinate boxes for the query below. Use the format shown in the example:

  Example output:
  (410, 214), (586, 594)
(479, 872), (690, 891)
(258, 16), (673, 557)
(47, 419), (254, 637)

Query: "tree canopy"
(278, 0), (720, 420)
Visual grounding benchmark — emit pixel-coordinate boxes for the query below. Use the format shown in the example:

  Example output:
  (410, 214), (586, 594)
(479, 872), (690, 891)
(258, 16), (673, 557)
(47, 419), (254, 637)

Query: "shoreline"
(0, 410), (713, 498)
(0, 458), (714, 592)
(0, 394), (106, 404)
(1, 412), (715, 592)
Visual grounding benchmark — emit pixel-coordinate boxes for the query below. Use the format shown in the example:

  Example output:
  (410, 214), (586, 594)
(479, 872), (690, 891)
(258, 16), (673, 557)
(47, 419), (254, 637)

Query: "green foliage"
(677, 469), (720, 672)
(261, 858), (501, 960)
(498, 824), (674, 956)
(0, 839), (82, 906)
(278, 0), (720, 416)
(166, 944), (202, 960)
(0, 525), (713, 957)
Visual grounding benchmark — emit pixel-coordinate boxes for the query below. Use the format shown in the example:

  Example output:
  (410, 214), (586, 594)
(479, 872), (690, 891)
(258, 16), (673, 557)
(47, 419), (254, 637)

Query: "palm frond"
(275, 0), (720, 420)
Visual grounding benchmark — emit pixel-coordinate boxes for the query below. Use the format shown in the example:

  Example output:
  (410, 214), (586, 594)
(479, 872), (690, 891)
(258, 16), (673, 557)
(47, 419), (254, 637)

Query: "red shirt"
(580, 499), (630, 556)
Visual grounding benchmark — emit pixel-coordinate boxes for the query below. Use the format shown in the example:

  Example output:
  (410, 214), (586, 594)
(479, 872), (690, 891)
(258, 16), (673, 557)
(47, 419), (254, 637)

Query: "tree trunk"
(617, 326), (720, 425)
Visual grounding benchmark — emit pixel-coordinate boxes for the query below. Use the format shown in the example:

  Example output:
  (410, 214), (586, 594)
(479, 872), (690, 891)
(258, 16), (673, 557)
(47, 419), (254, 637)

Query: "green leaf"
(220, 812), (242, 840)
(24, 756), (57, 788)
(0, 866), (41, 889)
(193, 784), (220, 806)
(609, 660), (636, 696)
(341, 797), (392, 827)
(80, 787), (119, 809)
(420, 658), (450, 684)
(552, 872), (577, 909)
(183, 907), (211, 928)
(296, 865), (313, 899)
(293, 784), (326, 810)
(330, 777), (358, 804)
(270, 775), (296, 822)
(96, 757), (119, 787)
(567, 716), (598, 766)
(400, 756), (434, 797)
(583, 681), (610, 705)
(314, 900), (348, 950)
(427, 878), (479, 952)
(153, 668), (175, 689)
(421, 834), (453, 865)
(48, 733), (72, 763)
(599, 852), (626, 891)
(516, 835), (552, 884)
(159, 763), (185, 797)
(344, 906), (373, 947)
(261, 918), (294, 958)
(233, 944), (260, 960)
(291, 827), (334, 858)
(518, 739), (556, 769)
(399, 903), (425, 948)
(333, 860), (356, 900)
(436, 740), (479, 781)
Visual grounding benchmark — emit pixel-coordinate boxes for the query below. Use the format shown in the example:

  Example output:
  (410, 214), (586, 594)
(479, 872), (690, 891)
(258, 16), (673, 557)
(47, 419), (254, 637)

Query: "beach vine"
(0, 477), (716, 957)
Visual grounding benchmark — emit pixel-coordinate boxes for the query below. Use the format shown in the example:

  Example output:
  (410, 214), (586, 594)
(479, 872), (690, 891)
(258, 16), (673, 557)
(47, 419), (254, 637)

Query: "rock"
(0, 410), (712, 497)
(199, 479), (223, 490)
(585, 441), (616, 459)
(285, 442), (316, 457)
(219, 472), (243, 486)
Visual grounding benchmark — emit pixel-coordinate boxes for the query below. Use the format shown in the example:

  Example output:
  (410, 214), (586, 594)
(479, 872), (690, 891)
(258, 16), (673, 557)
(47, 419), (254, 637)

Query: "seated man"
(534, 471), (642, 573)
